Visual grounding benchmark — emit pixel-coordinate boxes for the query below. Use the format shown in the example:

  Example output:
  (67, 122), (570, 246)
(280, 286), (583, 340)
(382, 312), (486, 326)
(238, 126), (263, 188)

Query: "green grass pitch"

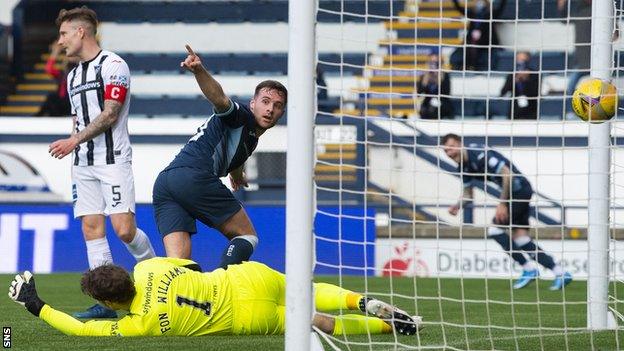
(1, 273), (623, 350)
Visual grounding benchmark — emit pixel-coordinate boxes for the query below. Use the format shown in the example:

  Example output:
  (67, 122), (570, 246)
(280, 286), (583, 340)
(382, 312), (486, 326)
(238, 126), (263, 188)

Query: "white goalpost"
(285, 0), (315, 350)
(286, 0), (624, 349)
(587, 0), (613, 331)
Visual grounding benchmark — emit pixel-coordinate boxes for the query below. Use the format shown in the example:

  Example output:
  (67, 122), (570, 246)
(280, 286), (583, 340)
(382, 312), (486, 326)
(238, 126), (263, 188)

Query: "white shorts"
(72, 162), (136, 218)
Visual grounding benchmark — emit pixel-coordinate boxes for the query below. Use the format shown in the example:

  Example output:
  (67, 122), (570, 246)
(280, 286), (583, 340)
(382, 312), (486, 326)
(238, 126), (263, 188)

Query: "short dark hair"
(441, 133), (462, 145)
(56, 6), (98, 36)
(80, 265), (136, 304)
(254, 80), (288, 104)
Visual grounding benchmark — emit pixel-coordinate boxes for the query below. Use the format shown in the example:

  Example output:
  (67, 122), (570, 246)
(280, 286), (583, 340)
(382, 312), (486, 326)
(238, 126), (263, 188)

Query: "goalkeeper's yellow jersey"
(39, 257), (233, 336)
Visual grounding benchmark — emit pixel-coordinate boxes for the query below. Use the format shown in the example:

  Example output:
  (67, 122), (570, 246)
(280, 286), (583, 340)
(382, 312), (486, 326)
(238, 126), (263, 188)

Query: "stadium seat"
(122, 53), (366, 75)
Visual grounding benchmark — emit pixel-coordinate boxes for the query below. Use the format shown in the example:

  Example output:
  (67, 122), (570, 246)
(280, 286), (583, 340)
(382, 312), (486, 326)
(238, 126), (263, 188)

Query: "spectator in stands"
(35, 41), (77, 117)
(417, 54), (453, 119)
(450, 0), (507, 71)
(500, 52), (540, 120)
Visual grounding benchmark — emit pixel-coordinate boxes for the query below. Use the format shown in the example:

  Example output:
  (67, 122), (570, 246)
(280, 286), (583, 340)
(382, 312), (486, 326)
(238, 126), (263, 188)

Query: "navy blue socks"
(218, 235), (258, 269)
(491, 233), (528, 265)
(514, 236), (556, 270)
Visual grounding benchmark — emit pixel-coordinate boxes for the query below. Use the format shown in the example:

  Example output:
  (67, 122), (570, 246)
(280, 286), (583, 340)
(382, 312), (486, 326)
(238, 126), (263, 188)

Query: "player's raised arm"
(181, 44), (231, 113)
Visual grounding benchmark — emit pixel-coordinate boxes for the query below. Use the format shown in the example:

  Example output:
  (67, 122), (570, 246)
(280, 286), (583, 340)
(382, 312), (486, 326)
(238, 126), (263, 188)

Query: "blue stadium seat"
(131, 96), (302, 121)
(496, 51), (567, 72)
(25, 1), (406, 23)
(448, 97), (618, 118)
(131, 96), (213, 117)
(23, 0), (573, 23)
(317, 1), (407, 22)
(495, 51), (624, 72)
(122, 53), (366, 75)
(498, 1), (565, 19)
(132, 94), (619, 119)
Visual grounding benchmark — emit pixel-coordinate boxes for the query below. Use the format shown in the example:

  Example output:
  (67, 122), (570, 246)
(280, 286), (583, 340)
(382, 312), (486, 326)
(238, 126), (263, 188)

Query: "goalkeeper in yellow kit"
(8, 257), (422, 336)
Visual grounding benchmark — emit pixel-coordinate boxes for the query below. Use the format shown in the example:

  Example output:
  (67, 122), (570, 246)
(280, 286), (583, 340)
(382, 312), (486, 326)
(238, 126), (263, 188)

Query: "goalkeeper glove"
(8, 271), (46, 317)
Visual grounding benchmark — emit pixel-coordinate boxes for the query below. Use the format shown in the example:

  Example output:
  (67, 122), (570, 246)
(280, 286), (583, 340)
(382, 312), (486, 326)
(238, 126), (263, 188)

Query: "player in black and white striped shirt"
(65, 50), (132, 166)
(48, 6), (155, 318)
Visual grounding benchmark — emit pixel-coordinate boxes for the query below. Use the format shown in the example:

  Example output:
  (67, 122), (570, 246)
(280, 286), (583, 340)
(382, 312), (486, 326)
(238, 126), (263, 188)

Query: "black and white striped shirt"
(67, 50), (132, 166)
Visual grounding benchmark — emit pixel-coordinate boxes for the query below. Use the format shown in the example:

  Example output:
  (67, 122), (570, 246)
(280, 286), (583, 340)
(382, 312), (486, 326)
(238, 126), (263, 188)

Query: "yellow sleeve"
(39, 305), (145, 336)
(136, 257), (202, 272)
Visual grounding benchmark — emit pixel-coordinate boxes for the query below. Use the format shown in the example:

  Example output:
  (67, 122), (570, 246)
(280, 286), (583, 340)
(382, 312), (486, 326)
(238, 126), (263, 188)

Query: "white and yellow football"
(571, 78), (617, 123)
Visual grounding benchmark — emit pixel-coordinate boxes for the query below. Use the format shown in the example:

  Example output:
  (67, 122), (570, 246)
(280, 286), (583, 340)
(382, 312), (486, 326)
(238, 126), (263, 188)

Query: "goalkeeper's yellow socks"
(314, 283), (365, 312)
(332, 314), (392, 335)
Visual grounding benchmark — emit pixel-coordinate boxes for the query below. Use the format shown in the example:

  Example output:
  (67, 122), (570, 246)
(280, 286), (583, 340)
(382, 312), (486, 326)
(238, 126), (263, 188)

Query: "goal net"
(303, 0), (624, 349)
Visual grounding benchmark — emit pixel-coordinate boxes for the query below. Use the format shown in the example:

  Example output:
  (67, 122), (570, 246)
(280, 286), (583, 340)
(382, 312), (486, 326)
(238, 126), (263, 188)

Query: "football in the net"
(571, 78), (617, 123)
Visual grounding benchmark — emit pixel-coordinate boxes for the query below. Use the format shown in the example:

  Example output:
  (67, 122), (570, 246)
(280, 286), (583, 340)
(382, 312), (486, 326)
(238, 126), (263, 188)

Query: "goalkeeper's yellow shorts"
(226, 262), (287, 335)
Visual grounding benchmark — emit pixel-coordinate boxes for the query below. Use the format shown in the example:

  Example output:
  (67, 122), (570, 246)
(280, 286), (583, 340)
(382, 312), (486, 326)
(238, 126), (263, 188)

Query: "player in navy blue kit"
(153, 45), (287, 269)
(442, 133), (572, 290)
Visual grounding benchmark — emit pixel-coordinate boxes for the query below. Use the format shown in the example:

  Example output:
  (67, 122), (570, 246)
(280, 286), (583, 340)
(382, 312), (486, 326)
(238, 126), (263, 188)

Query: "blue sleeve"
(485, 151), (506, 175)
(215, 100), (250, 128)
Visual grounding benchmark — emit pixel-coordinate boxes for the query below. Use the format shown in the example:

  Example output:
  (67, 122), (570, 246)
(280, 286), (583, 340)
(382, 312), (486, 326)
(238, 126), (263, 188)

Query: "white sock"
(487, 227), (505, 236)
(86, 237), (113, 269)
(552, 265), (564, 276)
(236, 234), (259, 249)
(513, 235), (532, 247)
(522, 261), (537, 271)
(124, 228), (156, 262)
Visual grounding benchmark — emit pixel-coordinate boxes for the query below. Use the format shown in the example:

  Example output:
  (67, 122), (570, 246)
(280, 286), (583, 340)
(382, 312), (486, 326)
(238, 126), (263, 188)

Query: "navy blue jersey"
(460, 143), (532, 194)
(166, 101), (258, 177)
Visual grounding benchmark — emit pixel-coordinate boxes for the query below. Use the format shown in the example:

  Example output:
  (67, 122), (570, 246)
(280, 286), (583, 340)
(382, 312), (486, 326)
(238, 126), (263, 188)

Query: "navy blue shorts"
(152, 167), (242, 236)
(493, 186), (533, 228)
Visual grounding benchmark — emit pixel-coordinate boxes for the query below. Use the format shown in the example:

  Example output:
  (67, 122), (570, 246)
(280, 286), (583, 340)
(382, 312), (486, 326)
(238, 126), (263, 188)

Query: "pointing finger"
(185, 44), (196, 57)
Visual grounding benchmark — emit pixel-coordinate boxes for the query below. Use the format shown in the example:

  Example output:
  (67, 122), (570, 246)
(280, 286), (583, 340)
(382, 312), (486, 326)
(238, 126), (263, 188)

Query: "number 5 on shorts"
(111, 185), (121, 206)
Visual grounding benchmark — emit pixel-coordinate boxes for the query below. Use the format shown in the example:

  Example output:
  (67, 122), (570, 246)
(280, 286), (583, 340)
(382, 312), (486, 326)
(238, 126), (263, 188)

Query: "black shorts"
(152, 167), (242, 236)
(493, 187), (533, 228)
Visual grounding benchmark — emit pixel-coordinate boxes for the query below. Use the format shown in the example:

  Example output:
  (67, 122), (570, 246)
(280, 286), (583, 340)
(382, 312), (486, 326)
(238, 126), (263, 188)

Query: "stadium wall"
(3, 200), (621, 280)
(100, 22), (386, 54)
(376, 238), (624, 280)
(0, 203), (375, 275)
